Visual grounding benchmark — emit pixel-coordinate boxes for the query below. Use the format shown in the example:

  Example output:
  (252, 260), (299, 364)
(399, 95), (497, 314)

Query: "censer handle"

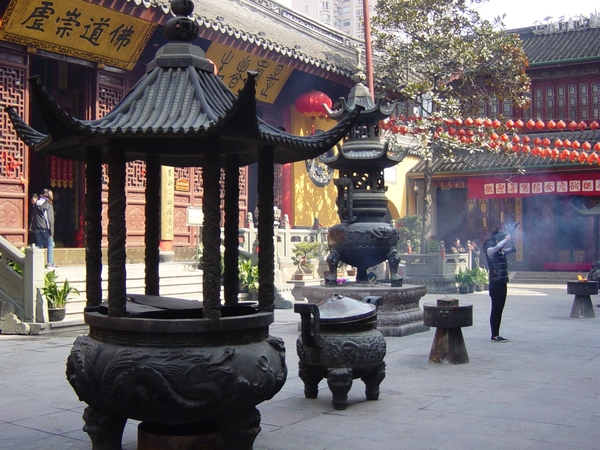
(294, 303), (324, 349)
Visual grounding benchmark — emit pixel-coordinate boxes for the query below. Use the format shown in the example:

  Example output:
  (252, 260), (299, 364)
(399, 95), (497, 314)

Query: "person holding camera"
(30, 188), (56, 269)
(484, 227), (517, 343)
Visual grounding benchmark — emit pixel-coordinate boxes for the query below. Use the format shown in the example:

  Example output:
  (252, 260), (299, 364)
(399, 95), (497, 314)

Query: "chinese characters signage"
(0, 0), (156, 70)
(468, 172), (600, 199)
(206, 42), (292, 104)
(161, 166), (175, 240)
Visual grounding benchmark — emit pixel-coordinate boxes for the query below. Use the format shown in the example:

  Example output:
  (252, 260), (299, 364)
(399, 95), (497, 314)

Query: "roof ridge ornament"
(146, 0), (215, 73)
(165, 0), (198, 42)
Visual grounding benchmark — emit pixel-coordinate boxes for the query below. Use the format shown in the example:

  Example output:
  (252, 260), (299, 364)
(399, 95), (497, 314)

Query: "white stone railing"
(0, 236), (46, 333)
(239, 225), (329, 273)
(398, 252), (471, 278)
(238, 225), (471, 281)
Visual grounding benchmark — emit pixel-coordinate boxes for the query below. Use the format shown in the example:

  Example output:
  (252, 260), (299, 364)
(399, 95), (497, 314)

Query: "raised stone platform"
(300, 283), (429, 337)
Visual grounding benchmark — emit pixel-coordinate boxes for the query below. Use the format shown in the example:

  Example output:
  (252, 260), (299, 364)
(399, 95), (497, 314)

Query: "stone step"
(45, 263), (205, 330)
(511, 271), (586, 284)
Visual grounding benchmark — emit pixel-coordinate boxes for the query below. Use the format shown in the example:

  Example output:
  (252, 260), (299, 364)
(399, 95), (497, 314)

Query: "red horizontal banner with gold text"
(468, 172), (600, 199)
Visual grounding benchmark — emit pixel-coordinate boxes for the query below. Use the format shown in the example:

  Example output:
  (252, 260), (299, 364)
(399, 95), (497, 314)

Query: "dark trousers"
(489, 281), (507, 337)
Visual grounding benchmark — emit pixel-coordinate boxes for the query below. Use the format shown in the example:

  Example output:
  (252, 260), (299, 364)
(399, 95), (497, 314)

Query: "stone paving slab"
(0, 283), (598, 449)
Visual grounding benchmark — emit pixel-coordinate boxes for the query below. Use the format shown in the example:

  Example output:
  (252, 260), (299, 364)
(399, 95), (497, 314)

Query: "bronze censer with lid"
(294, 295), (386, 410)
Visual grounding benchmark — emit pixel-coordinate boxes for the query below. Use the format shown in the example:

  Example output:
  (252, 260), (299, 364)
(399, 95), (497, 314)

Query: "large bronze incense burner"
(320, 73), (404, 285)
(5, 1), (360, 448)
(298, 68), (429, 338)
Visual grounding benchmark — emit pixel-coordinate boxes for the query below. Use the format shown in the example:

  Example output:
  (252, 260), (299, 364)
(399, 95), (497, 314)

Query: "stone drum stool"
(567, 280), (598, 318)
(423, 297), (472, 364)
(294, 295), (386, 410)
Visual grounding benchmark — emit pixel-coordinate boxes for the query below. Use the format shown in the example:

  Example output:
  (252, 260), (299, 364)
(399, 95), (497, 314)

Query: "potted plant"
(473, 267), (489, 291)
(291, 241), (321, 279)
(42, 270), (79, 322)
(454, 267), (473, 294)
(192, 244), (203, 269)
(238, 258), (259, 298)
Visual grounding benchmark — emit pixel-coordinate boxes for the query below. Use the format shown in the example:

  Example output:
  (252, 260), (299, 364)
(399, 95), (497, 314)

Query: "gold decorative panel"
(0, 0), (156, 70)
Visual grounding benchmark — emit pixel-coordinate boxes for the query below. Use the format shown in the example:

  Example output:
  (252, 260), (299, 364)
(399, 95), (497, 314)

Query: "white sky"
(278, 0), (599, 31)
(474, 0), (600, 29)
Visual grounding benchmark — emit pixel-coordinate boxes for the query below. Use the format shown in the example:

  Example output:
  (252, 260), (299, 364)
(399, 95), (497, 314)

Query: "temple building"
(0, 0), (370, 263)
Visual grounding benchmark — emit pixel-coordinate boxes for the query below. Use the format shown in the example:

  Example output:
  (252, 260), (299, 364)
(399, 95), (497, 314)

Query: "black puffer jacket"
(30, 197), (54, 236)
(484, 238), (510, 283)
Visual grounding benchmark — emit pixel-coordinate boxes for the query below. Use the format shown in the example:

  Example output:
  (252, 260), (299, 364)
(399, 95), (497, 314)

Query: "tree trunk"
(420, 159), (433, 253)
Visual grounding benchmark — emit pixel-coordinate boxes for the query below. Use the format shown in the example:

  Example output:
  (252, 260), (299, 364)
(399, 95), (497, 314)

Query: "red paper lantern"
(512, 135), (520, 144)
(582, 142), (592, 151)
(568, 121), (578, 131)
(569, 150), (578, 161)
(554, 139), (563, 148)
(492, 119), (502, 128)
(541, 147), (550, 158)
(559, 149), (570, 160)
(522, 145), (530, 154)
(474, 118), (484, 127)
(550, 148), (559, 159)
(588, 153), (598, 164)
(522, 136), (531, 144)
(464, 117), (474, 127)
(542, 138), (551, 147)
(454, 118), (463, 126)
(578, 152), (587, 163)
(515, 119), (524, 129)
(533, 137), (542, 146)
(578, 121), (587, 130)
(546, 120), (556, 130)
(590, 121), (599, 130)
(532, 146), (541, 156)
(535, 120), (545, 130)
(294, 90), (332, 118)
(484, 118), (493, 127)
(506, 119), (515, 129)
(526, 119), (535, 129)
(556, 120), (566, 130)
(571, 140), (581, 150)
(595, 143), (600, 151)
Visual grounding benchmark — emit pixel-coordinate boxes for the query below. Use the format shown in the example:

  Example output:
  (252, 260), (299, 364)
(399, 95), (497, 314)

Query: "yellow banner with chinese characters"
(0, 0), (156, 70)
(206, 42), (292, 104)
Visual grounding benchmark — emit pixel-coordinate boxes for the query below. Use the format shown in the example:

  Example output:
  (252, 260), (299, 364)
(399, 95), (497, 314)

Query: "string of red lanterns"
(379, 117), (600, 165)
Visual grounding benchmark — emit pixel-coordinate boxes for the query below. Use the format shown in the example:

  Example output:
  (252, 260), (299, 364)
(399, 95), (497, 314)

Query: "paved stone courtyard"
(0, 282), (598, 449)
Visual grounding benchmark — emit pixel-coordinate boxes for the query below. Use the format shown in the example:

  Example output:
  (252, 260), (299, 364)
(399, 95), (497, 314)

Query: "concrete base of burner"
(300, 283), (429, 337)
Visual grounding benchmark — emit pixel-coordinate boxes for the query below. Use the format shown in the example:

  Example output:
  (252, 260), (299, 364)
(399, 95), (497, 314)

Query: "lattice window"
(174, 167), (189, 180)
(98, 80), (125, 185)
(98, 85), (124, 118)
(533, 87), (542, 119)
(193, 168), (203, 195)
(579, 83), (589, 120)
(568, 84), (577, 118)
(0, 62), (26, 180)
(545, 86), (554, 120)
(502, 101), (512, 119)
(592, 83), (600, 118)
(126, 160), (146, 188)
(556, 85), (566, 119)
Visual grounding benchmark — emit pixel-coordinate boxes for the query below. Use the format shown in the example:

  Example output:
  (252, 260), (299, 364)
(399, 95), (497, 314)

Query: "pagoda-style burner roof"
(325, 82), (396, 123)
(5, 40), (360, 167)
